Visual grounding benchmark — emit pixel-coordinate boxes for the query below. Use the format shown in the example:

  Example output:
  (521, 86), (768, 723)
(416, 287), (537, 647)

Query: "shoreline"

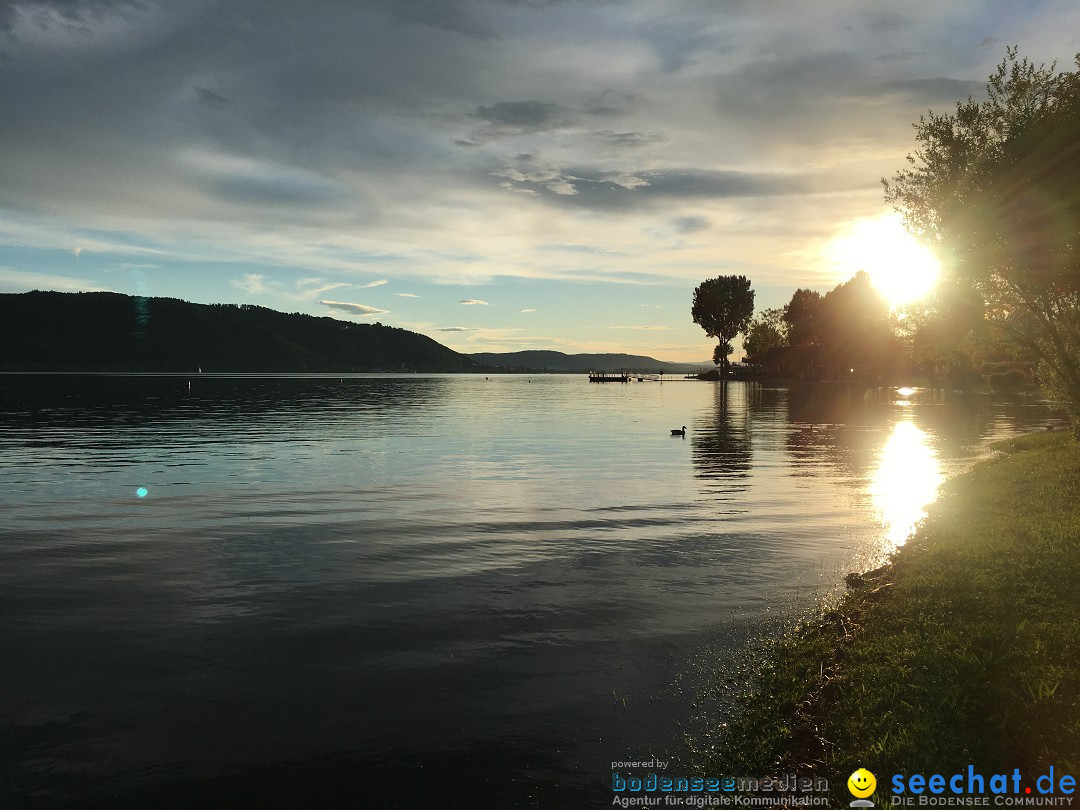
(698, 431), (1080, 801)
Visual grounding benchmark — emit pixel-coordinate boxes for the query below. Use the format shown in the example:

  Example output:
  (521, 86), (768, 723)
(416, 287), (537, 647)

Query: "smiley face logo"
(848, 768), (876, 799)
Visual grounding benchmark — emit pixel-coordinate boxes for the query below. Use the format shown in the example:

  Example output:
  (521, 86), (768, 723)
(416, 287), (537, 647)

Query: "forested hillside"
(0, 291), (478, 373)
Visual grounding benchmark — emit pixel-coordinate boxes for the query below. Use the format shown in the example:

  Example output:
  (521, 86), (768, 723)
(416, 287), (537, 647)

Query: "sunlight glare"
(828, 213), (941, 308)
(869, 421), (943, 548)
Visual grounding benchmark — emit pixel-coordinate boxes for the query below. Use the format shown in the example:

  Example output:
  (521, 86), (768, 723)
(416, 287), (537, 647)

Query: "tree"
(691, 275), (755, 375)
(742, 308), (788, 368)
(813, 271), (902, 379)
(770, 276), (902, 379)
(884, 47), (1080, 428)
(781, 289), (822, 373)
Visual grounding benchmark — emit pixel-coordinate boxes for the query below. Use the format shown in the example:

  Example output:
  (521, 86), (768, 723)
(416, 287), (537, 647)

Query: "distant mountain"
(467, 350), (709, 373)
(0, 291), (478, 373)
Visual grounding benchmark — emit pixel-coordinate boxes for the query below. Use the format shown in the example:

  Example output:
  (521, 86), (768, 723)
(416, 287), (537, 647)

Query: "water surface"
(0, 375), (1061, 806)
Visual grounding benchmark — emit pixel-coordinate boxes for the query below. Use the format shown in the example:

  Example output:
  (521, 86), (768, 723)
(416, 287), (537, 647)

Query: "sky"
(1, 0), (1077, 361)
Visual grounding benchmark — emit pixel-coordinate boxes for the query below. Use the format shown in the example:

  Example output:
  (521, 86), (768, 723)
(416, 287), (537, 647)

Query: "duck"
(671, 426), (686, 436)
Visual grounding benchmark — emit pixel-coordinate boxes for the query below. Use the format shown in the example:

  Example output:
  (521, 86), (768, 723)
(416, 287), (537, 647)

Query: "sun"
(827, 213), (941, 308)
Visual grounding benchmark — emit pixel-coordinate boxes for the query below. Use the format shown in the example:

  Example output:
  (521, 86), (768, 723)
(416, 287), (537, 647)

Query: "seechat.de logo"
(849, 768), (877, 807)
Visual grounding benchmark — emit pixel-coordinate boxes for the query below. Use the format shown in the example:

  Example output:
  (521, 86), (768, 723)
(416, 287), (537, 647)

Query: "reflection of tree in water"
(690, 382), (752, 499)
(785, 383), (871, 474)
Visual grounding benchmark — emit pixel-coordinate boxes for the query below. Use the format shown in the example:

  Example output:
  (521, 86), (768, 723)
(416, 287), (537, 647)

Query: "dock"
(588, 372), (669, 383)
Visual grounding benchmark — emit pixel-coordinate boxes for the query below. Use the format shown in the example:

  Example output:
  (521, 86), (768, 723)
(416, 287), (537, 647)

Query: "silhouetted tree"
(691, 275), (755, 375)
(769, 275), (902, 379)
(778, 289), (820, 373)
(884, 47), (1080, 428)
(813, 272), (903, 379)
(742, 308), (788, 370)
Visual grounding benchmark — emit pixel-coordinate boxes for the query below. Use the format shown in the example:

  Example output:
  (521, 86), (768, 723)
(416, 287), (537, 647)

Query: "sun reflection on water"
(869, 421), (944, 548)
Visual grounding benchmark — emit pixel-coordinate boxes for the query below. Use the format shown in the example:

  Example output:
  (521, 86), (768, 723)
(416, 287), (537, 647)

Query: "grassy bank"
(701, 431), (1080, 798)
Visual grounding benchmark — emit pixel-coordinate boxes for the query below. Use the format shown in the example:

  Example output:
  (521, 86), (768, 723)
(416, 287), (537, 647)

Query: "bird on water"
(671, 426), (686, 436)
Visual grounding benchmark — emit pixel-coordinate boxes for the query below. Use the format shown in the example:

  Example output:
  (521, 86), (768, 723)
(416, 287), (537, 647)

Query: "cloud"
(297, 277), (350, 296)
(495, 163), (872, 211)
(521, 308), (536, 313)
(880, 77), (986, 103)
(195, 87), (230, 109)
(466, 99), (625, 142)
(0, 0), (1061, 333)
(396, 292), (420, 298)
(673, 216), (709, 233)
(319, 299), (388, 316)
(609, 325), (674, 330)
(177, 149), (349, 208)
(874, 50), (923, 62)
(361, 279), (389, 288)
(592, 131), (665, 149)
(231, 273), (269, 294)
(471, 101), (564, 130)
(436, 326), (479, 332)
(72, 246), (82, 257)
(459, 299), (488, 305)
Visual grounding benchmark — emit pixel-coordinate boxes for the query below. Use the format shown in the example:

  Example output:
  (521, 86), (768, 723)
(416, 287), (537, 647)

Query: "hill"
(467, 350), (707, 373)
(0, 291), (477, 373)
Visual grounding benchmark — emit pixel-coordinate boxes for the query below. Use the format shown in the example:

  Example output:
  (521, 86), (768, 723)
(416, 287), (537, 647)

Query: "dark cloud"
(593, 131), (666, 149)
(472, 100), (564, 129)
(0, 0), (143, 33)
(497, 166), (873, 211)
(719, 51), (862, 106)
(379, 0), (496, 39)
(881, 77), (986, 103)
(196, 87), (230, 109)
(466, 98), (628, 142)
(874, 50), (923, 62)
(861, 11), (911, 34)
(673, 215), (709, 233)
(205, 175), (345, 206)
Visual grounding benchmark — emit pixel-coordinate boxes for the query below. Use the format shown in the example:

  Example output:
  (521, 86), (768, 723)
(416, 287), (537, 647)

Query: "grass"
(697, 431), (1080, 801)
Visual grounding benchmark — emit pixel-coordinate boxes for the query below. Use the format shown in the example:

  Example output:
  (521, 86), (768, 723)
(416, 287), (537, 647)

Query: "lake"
(0, 374), (1062, 807)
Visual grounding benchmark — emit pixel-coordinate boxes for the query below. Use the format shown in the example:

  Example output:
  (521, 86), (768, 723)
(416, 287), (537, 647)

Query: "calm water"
(0, 374), (1062, 806)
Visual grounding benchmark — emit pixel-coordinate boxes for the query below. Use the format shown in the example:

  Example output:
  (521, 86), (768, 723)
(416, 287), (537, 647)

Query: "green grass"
(698, 431), (1080, 800)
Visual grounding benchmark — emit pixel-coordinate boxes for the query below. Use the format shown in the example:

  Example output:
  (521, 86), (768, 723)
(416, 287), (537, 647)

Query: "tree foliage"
(728, 271), (913, 380)
(884, 47), (1080, 426)
(691, 275), (755, 373)
(742, 308), (788, 366)
(782, 289), (823, 353)
(768, 274), (903, 379)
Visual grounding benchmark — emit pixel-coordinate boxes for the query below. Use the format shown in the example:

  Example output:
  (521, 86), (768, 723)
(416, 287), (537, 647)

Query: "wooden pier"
(587, 372), (670, 383)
